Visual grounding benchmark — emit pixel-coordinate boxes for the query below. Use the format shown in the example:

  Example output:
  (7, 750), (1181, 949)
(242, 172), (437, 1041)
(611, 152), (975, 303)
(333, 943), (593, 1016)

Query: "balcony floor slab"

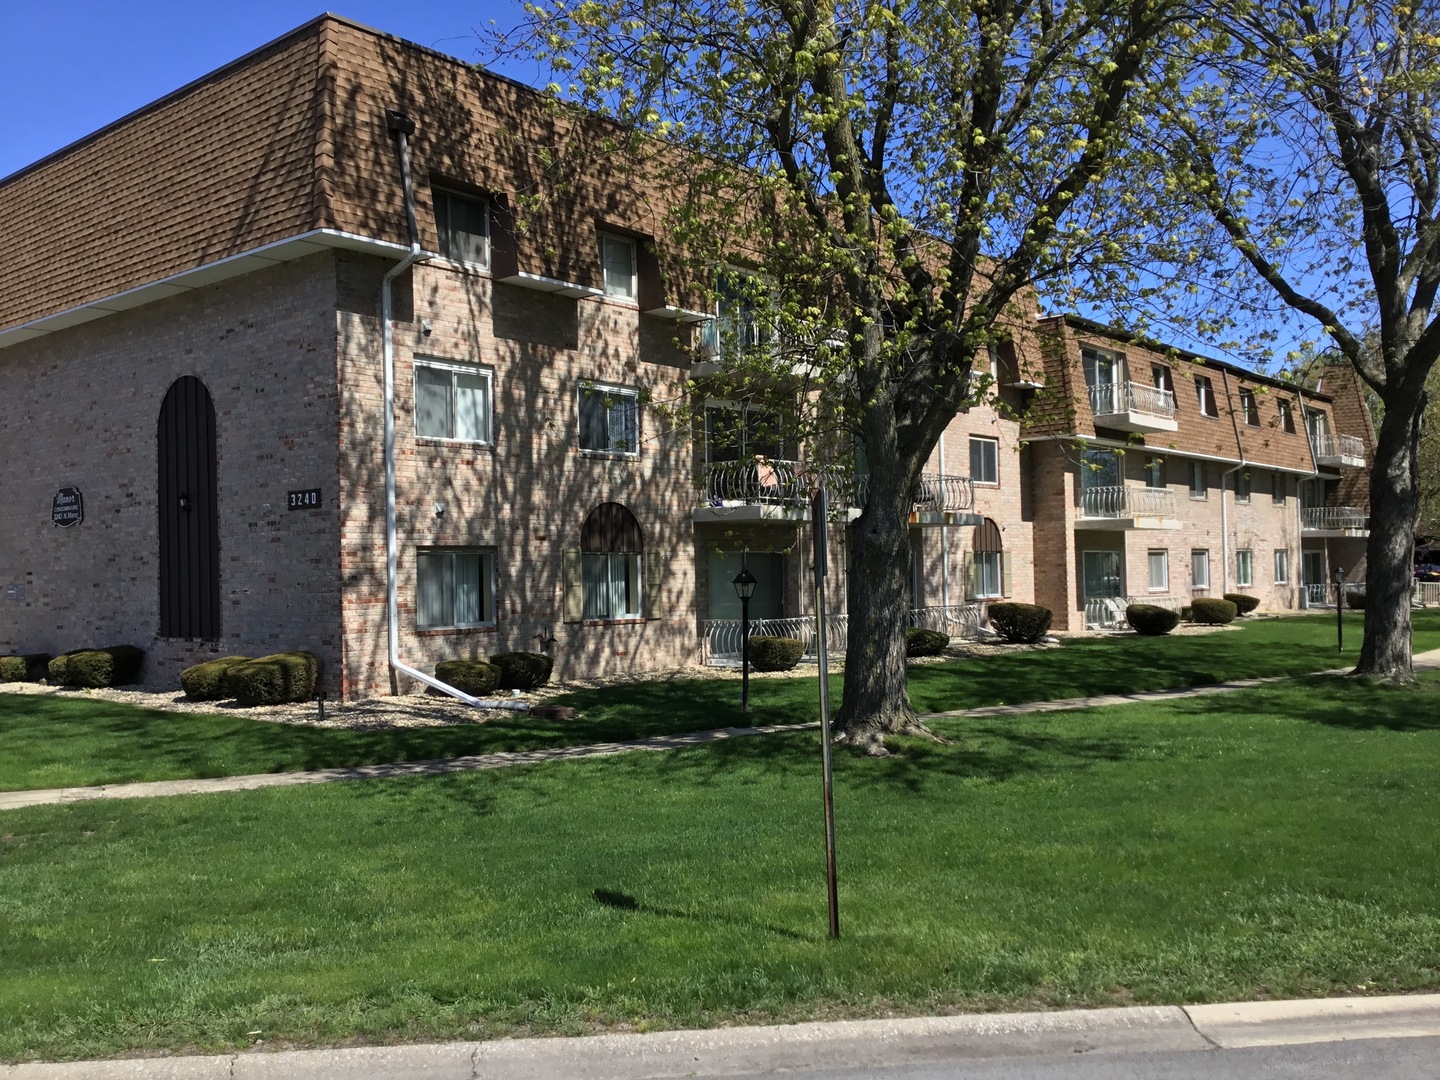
(1076, 516), (1183, 531)
(1093, 412), (1178, 434)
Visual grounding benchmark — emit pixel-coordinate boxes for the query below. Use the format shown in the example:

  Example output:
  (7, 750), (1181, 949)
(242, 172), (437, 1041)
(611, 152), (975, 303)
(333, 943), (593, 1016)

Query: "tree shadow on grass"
(1169, 673), (1440, 733)
(591, 887), (816, 942)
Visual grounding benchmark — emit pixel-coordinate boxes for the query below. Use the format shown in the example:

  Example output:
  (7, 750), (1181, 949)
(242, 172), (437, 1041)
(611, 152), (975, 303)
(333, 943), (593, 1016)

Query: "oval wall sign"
(52, 487), (84, 528)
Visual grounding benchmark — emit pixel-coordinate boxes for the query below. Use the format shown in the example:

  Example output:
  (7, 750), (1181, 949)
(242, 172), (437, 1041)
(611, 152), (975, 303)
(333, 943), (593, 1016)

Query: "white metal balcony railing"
(1310, 432), (1366, 463)
(1088, 381), (1177, 419)
(703, 458), (810, 508)
(701, 604), (986, 664)
(1085, 595), (1184, 630)
(854, 473), (976, 513)
(1301, 506), (1369, 531)
(1078, 485), (1178, 520)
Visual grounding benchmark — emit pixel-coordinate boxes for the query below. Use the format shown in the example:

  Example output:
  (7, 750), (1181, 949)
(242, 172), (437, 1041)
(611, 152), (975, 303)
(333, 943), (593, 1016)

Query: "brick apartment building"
(0, 15), (1375, 699)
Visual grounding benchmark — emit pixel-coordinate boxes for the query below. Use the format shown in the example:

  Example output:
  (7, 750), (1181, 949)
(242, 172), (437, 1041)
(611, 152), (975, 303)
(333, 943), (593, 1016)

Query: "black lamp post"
(1334, 565), (1345, 653)
(732, 562), (758, 714)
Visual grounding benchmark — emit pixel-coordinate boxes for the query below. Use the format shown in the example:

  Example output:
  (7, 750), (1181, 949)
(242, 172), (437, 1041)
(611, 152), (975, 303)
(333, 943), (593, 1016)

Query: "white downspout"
(382, 110), (527, 710)
(1220, 372), (1247, 597)
(1295, 392), (1323, 608)
(939, 435), (949, 609)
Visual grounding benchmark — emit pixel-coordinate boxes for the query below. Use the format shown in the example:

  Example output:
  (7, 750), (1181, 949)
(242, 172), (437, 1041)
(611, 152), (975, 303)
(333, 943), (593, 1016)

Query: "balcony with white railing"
(1077, 485), (1180, 529)
(694, 458), (813, 522)
(1301, 506), (1369, 535)
(1088, 381), (1178, 434)
(1085, 595), (1185, 630)
(1310, 432), (1366, 469)
(855, 472), (980, 526)
(701, 604), (987, 664)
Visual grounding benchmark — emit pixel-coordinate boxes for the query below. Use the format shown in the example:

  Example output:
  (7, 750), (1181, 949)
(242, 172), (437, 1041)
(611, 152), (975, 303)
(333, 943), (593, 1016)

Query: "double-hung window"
(414, 360), (492, 443)
(434, 188), (490, 267)
(599, 232), (637, 300)
(1240, 388), (1260, 426)
(1148, 549), (1169, 592)
(969, 436), (999, 485)
(1272, 472), (1287, 506)
(579, 503), (645, 621)
(1190, 460), (1207, 499)
(417, 548), (495, 629)
(1236, 548), (1253, 587)
(1145, 455), (1165, 489)
(1235, 470), (1251, 503)
(1278, 400), (1296, 434)
(1274, 549), (1289, 584)
(578, 383), (639, 455)
(1191, 549), (1211, 590)
(1195, 375), (1219, 418)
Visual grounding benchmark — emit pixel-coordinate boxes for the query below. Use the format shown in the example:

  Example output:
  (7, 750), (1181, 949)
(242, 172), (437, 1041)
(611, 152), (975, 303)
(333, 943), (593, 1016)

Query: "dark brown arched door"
(157, 376), (220, 639)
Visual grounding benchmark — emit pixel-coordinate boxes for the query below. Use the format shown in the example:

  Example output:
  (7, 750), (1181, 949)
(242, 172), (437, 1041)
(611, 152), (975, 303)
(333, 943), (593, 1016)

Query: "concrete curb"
(5, 996), (1440, 1078)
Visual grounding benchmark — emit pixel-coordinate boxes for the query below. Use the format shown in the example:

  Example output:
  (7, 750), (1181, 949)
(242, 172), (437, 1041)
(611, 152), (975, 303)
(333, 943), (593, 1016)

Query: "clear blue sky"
(0, 1), (535, 180)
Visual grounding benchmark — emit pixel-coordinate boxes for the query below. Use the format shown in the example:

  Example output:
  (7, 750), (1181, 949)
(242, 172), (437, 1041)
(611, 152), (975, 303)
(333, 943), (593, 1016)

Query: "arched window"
(967, 518), (1006, 600)
(580, 503), (644, 620)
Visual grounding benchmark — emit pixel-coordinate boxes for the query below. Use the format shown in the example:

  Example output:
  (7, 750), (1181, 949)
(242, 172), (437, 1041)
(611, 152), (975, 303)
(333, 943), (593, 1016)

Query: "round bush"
(1346, 588), (1367, 610)
(905, 628), (950, 657)
(987, 602), (1053, 644)
(435, 659), (502, 696)
(488, 652), (554, 691)
(180, 656), (252, 701)
(225, 651), (320, 707)
(748, 635), (804, 672)
(47, 645), (145, 688)
(0, 653), (51, 683)
(1126, 604), (1180, 636)
(1223, 592), (1260, 615)
(1189, 597), (1238, 625)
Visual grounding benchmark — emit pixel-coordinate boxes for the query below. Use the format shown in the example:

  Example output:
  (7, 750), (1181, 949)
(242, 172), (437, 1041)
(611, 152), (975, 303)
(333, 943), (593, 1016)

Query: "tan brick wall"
(0, 255), (344, 690)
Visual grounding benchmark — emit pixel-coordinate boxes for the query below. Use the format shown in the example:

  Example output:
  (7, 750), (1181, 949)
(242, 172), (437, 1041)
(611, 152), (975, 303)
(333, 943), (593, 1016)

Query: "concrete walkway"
(4, 994), (1439, 1078)
(5, 649), (1439, 813)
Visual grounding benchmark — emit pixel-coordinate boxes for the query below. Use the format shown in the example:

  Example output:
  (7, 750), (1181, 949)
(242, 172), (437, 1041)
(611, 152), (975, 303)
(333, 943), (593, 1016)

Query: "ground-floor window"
(1236, 548), (1253, 588)
(417, 548), (495, 628)
(583, 552), (643, 620)
(969, 518), (1006, 598)
(1274, 549), (1289, 584)
(1148, 549), (1169, 591)
(1191, 549), (1210, 590)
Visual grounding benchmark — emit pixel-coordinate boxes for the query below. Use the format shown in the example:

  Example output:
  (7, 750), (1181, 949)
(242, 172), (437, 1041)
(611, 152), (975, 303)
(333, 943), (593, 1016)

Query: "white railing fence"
(1089, 381), (1177, 419)
(1079, 485), (1178, 519)
(1415, 582), (1440, 607)
(702, 604), (985, 664)
(1301, 506), (1369, 530)
(1310, 432), (1366, 462)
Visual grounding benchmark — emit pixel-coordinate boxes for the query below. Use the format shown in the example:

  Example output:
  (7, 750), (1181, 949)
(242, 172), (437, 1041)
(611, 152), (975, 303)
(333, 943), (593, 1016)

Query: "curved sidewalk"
(5, 651), (1438, 813)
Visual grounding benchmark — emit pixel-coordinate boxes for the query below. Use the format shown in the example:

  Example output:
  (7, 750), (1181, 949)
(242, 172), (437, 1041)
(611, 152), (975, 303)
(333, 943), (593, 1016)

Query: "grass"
(2, 610), (1438, 793)
(2, 672), (1439, 1061)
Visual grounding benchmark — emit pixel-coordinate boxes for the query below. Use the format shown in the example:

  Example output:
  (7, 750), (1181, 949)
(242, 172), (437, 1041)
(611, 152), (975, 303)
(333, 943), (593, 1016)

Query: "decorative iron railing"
(702, 458), (809, 507)
(1310, 433), (1366, 463)
(1088, 381), (1177, 419)
(701, 604), (986, 664)
(1078, 485), (1178, 519)
(854, 473), (976, 513)
(1301, 506), (1368, 531)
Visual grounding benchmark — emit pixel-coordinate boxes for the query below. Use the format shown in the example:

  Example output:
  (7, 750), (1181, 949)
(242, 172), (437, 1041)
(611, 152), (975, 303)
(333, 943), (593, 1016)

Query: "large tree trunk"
(834, 467), (920, 751)
(1357, 396), (1423, 680)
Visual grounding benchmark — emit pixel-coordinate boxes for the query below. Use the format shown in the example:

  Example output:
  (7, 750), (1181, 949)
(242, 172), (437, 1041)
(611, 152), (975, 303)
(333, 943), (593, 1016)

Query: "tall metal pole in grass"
(812, 486), (840, 940)
(1335, 566), (1345, 653)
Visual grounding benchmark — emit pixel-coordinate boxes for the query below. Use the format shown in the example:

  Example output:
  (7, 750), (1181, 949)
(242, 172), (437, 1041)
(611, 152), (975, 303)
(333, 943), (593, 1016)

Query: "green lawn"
(2, 611), (1437, 793)
(2, 673), (1439, 1061)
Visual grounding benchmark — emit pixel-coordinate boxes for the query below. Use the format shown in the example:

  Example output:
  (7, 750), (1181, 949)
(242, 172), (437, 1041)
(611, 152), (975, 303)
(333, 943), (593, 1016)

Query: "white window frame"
(1190, 460), (1207, 500)
(969, 436), (1000, 485)
(973, 550), (1004, 599)
(582, 551), (644, 621)
(413, 358), (493, 444)
(598, 232), (638, 300)
(1274, 549), (1289, 584)
(577, 382), (640, 456)
(1148, 549), (1169, 592)
(434, 188), (491, 268)
(1236, 548), (1253, 588)
(1195, 375), (1218, 418)
(1191, 549), (1211, 590)
(1240, 388), (1261, 426)
(701, 266), (773, 357)
(416, 548), (496, 630)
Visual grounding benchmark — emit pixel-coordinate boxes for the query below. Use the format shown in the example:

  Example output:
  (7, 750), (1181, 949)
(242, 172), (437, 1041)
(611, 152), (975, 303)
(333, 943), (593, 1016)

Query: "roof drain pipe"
(381, 109), (528, 711)
(1219, 373), (1247, 598)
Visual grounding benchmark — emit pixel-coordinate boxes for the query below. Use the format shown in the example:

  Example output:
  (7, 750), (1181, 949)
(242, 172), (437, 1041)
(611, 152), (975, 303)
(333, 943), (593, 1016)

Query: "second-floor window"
(1235, 469), (1252, 503)
(1272, 472), (1287, 505)
(702, 268), (771, 356)
(1240, 388), (1261, 426)
(1145, 455), (1165, 489)
(1195, 375), (1219, 418)
(1190, 460), (1207, 499)
(1082, 345), (1119, 413)
(434, 188), (490, 267)
(970, 436), (999, 485)
(598, 232), (637, 299)
(578, 383), (639, 455)
(414, 359), (492, 443)
(704, 403), (785, 462)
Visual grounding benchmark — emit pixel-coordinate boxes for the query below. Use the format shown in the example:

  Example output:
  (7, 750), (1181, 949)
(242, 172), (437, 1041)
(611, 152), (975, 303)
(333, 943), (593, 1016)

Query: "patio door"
(707, 552), (784, 621)
(1082, 550), (1123, 599)
(1083, 348), (1118, 413)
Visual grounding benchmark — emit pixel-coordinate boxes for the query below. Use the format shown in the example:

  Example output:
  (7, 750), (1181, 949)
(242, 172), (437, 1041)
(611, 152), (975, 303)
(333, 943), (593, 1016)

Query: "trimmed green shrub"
(905, 628), (950, 657)
(488, 652), (554, 691)
(748, 636), (804, 672)
(47, 645), (145, 688)
(1126, 604), (1181, 636)
(225, 652), (320, 707)
(435, 659), (502, 696)
(1223, 592), (1261, 615)
(0, 653), (51, 682)
(1190, 597), (1238, 625)
(180, 656), (251, 701)
(1346, 588), (1367, 610)
(987, 602), (1053, 644)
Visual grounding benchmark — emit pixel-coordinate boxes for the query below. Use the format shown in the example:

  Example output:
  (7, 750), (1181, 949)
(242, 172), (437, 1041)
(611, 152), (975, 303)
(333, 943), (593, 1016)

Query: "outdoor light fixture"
(732, 563), (758, 714)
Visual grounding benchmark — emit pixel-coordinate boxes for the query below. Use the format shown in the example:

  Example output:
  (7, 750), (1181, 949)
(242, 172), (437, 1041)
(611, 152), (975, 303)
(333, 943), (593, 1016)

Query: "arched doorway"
(157, 376), (220, 639)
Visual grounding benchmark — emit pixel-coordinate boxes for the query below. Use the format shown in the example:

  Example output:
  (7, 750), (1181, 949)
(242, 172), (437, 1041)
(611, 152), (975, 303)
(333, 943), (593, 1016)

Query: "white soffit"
(0, 230), (410, 352)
